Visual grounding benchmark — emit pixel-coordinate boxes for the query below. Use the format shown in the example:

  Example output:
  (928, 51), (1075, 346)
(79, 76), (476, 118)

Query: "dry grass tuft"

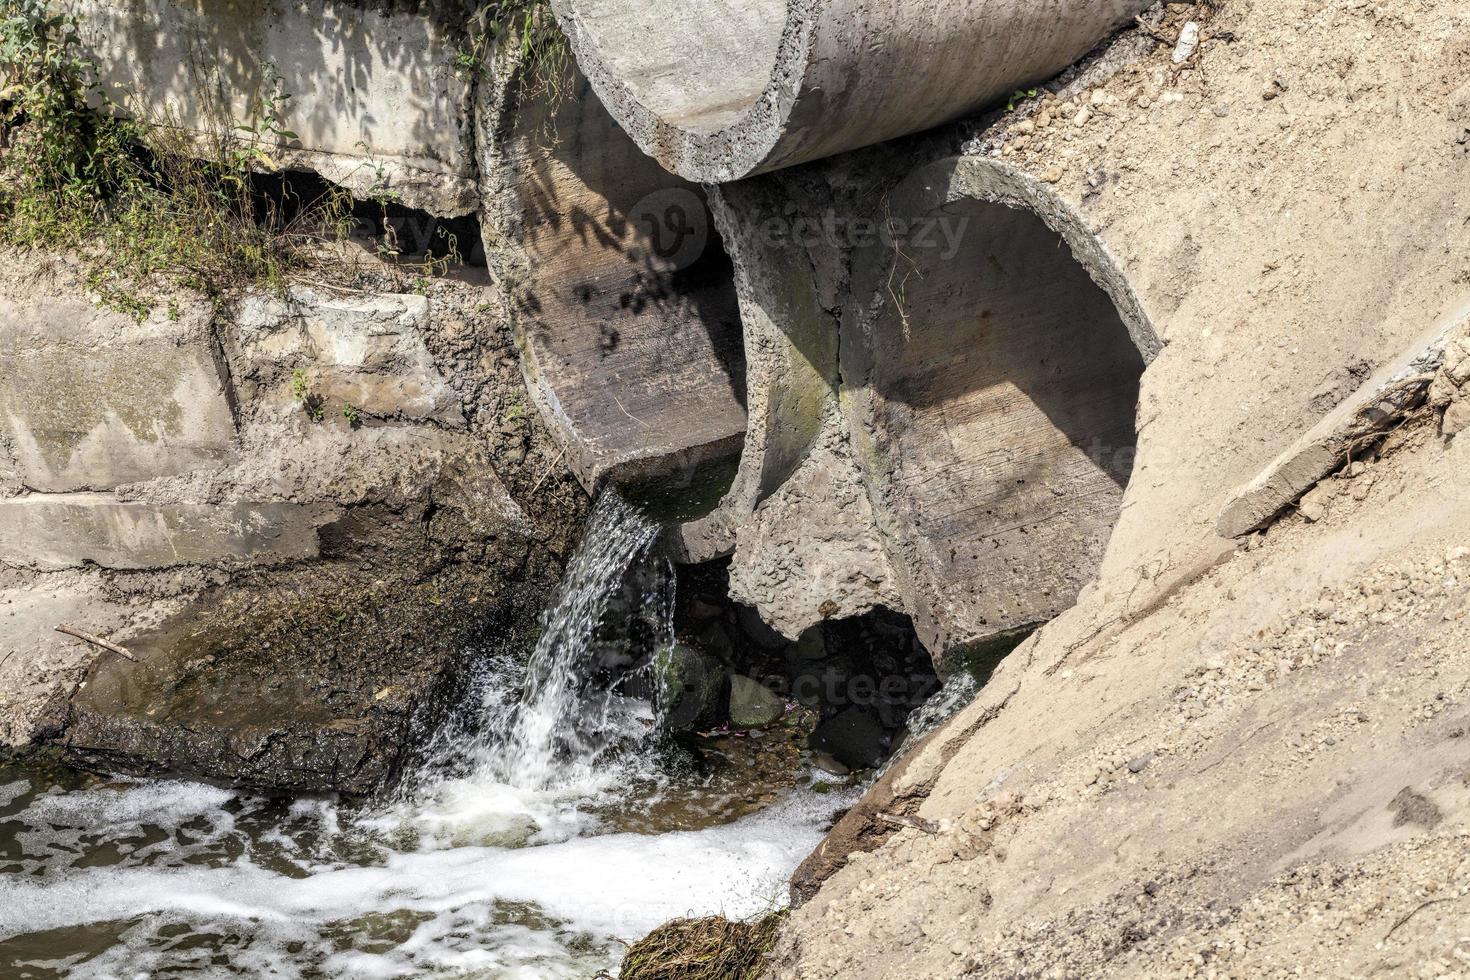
(615, 913), (788, 980)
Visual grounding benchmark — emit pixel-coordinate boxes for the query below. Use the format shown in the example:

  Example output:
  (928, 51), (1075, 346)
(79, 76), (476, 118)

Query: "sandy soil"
(777, 0), (1470, 975)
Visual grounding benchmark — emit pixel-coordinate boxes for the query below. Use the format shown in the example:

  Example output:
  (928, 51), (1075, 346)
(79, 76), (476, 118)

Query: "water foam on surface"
(0, 491), (851, 977)
(0, 775), (845, 977)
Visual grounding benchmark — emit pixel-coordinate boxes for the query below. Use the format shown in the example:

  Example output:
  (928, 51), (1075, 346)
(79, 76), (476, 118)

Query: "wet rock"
(50, 562), (549, 797)
(729, 675), (785, 729)
(809, 707), (891, 772)
(812, 752), (851, 777)
(792, 625), (828, 661)
(657, 643), (727, 733)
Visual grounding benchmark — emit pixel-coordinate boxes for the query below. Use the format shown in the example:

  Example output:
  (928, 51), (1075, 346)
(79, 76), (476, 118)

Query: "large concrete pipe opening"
(845, 158), (1159, 657)
(550, 0), (1151, 181)
(485, 70), (747, 510)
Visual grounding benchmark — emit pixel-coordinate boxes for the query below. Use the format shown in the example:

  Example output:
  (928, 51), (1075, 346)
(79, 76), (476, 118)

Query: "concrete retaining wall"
(0, 494), (323, 571)
(69, 0), (478, 215)
(0, 293), (238, 493)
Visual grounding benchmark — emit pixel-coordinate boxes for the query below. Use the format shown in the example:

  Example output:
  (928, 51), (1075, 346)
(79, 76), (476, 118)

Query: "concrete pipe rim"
(862, 156), (1160, 362)
(548, 0), (816, 184)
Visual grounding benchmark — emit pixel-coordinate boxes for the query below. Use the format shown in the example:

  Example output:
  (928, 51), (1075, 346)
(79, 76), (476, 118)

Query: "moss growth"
(464, 1), (570, 101)
(940, 625), (1038, 684)
(618, 913), (787, 980)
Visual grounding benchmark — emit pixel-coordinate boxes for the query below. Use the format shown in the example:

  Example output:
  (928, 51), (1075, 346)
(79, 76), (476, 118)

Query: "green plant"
(1, 1), (142, 244)
(465, 1), (570, 103)
(290, 368), (325, 421)
(1006, 87), (1039, 112)
(0, 3), (356, 309)
(341, 402), (361, 428)
(229, 64), (298, 172)
(504, 391), (527, 424)
(291, 368), (311, 401)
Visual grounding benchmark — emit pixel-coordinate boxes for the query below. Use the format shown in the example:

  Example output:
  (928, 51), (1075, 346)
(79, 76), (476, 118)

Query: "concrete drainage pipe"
(480, 66), (748, 500)
(548, 0), (1153, 182)
(843, 157), (1160, 655)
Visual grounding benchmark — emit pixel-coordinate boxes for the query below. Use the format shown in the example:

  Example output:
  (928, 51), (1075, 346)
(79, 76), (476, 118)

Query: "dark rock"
(791, 625), (828, 661)
(696, 621), (736, 663)
(737, 602), (789, 650)
(808, 707), (890, 772)
(50, 562), (552, 797)
(657, 643), (727, 732)
(729, 675), (785, 729)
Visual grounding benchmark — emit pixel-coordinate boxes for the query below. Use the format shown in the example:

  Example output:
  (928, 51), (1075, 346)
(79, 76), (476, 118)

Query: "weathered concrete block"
(0, 493), (322, 571)
(235, 287), (463, 424)
(729, 415), (902, 640)
(1218, 310), (1470, 538)
(0, 294), (237, 493)
(68, 0), (477, 215)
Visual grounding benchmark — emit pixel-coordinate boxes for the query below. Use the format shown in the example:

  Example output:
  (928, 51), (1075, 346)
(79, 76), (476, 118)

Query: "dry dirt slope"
(778, 415), (1470, 979)
(775, 0), (1470, 976)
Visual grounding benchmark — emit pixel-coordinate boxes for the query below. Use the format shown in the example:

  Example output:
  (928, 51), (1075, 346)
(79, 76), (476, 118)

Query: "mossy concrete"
(0, 292), (238, 493)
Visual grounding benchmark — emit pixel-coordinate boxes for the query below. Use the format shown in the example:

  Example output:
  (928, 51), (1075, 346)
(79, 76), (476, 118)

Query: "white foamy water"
(0, 492), (851, 977)
(0, 778), (839, 977)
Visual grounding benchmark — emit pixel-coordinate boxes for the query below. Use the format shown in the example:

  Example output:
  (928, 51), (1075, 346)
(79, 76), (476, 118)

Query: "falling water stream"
(0, 492), (852, 978)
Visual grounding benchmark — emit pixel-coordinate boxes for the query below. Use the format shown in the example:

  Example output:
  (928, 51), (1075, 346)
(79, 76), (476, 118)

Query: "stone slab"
(0, 294), (238, 493)
(235, 287), (464, 425)
(0, 493), (322, 571)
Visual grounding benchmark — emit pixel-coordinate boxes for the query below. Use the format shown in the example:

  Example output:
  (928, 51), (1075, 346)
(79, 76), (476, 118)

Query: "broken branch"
(876, 811), (941, 835)
(55, 624), (136, 662)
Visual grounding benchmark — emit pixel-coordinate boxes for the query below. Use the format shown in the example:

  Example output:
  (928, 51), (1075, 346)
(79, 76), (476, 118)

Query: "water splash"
(882, 671), (979, 773)
(404, 489), (676, 846)
(0, 489), (851, 978)
(490, 490), (666, 789)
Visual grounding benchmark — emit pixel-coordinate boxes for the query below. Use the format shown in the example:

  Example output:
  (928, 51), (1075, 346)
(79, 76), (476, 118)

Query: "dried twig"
(528, 446), (568, 497)
(54, 624), (136, 662)
(1133, 14), (1173, 44)
(1385, 896), (1461, 940)
(876, 811), (941, 835)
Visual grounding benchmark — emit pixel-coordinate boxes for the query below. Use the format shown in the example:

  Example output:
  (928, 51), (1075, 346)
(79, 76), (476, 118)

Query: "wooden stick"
(1386, 897), (1460, 940)
(876, 812), (941, 835)
(55, 624), (136, 662)
(1133, 14), (1173, 44)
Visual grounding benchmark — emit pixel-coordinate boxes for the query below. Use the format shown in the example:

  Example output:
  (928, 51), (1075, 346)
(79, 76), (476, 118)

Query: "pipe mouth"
(845, 157), (1158, 654)
(491, 71), (748, 499)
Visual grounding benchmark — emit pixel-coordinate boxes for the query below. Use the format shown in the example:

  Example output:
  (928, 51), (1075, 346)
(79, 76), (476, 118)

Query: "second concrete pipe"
(550, 0), (1153, 182)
